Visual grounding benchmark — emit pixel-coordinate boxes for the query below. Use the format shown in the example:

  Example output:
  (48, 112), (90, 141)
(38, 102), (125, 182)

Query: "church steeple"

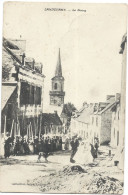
(49, 48), (65, 106)
(55, 48), (62, 77)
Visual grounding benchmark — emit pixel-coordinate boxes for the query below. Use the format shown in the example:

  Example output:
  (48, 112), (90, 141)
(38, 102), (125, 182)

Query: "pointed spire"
(55, 48), (62, 77)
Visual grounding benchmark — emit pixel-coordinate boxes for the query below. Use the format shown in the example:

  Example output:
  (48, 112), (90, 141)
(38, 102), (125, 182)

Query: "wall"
(2, 48), (16, 82)
(70, 117), (89, 140)
(111, 105), (120, 148)
(119, 37), (127, 148)
(2, 62), (44, 137)
(90, 114), (101, 144)
(1, 87), (17, 133)
(100, 109), (112, 144)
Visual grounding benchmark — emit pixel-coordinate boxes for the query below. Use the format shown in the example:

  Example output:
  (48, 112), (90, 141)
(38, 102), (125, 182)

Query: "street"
(0, 146), (124, 194)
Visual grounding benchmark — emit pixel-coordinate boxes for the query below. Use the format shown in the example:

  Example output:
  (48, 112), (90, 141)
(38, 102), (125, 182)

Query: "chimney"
(116, 93), (121, 101)
(22, 53), (25, 65)
(83, 101), (88, 107)
(94, 104), (98, 112)
(33, 59), (35, 69)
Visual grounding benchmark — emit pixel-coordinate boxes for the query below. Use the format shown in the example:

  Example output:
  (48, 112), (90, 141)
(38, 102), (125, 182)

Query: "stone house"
(41, 111), (63, 136)
(112, 34), (127, 170)
(119, 33), (127, 148)
(1, 38), (45, 137)
(90, 95), (119, 145)
(70, 102), (95, 140)
(110, 98), (120, 148)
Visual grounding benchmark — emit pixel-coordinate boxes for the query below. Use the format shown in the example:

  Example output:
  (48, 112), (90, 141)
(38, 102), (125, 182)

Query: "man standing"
(4, 132), (12, 158)
(70, 136), (79, 163)
(94, 137), (99, 158)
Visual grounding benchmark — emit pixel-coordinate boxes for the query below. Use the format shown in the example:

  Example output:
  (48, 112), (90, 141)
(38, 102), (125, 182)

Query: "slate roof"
(3, 38), (20, 50)
(111, 100), (120, 112)
(3, 37), (44, 77)
(98, 101), (116, 115)
(42, 113), (62, 126)
(3, 37), (22, 65)
(1, 83), (17, 110)
(75, 105), (94, 124)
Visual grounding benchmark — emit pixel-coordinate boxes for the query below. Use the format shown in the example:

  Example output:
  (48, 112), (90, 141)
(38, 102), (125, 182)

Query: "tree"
(62, 102), (77, 117)
(62, 103), (77, 127)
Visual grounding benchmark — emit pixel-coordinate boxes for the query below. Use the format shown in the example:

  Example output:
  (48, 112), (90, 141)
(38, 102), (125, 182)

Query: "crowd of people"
(3, 132), (67, 158)
(3, 132), (99, 165)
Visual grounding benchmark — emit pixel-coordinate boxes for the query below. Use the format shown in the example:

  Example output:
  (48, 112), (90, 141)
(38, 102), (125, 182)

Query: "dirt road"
(0, 148), (124, 193)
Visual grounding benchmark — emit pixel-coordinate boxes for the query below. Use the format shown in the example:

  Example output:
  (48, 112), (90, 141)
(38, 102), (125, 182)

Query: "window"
(20, 82), (41, 105)
(96, 117), (98, 126)
(117, 131), (119, 146)
(92, 117), (94, 124)
(20, 82), (30, 105)
(35, 86), (41, 105)
(114, 128), (115, 138)
(30, 85), (34, 104)
(54, 83), (57, 90)
(118, 111), (120, 120)
(7, 104), (13, 118)
(54, 99), (57, 104)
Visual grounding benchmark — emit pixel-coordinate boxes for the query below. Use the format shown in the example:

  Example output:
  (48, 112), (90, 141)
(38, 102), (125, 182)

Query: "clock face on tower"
(49, 49), (65, 106)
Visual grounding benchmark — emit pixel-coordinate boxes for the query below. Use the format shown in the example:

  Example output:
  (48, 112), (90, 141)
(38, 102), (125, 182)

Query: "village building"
(70, 102), (96, 140)
(1, 37), (45, 138)
(110, 97), (120, 148)
(119, 33), (127, 148)
(110, 34), (126, 150)
(60, 112), (69, 134)
(111, 34), (127, 170)
(90, 94), (122, 145)
(41, 111), (63, 136)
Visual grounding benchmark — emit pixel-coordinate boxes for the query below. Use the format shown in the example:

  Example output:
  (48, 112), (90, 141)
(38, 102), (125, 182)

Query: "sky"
(3, 2), (127, 109)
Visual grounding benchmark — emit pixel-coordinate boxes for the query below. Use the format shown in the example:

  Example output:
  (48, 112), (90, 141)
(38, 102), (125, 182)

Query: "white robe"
(74, 141), (93, 165)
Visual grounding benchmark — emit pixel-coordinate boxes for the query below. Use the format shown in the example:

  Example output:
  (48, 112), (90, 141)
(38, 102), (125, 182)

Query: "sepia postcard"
(0, 2), (127, 194)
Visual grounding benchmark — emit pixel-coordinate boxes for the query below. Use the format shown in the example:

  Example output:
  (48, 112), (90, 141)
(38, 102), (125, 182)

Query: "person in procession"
(70, 135), (79, 163)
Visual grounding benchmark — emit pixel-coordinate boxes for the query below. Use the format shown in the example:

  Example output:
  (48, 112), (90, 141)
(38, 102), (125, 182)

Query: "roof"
(60, 112), (68, 118)
(55, 48), (62, 77)
(3, 37), (20, 50)
(92, 102), (109, 114)
(1, 83), (17, 110)
(98, 101), (116, 115)
(3, 38), (22, 65)
(75, 105), (94, 124)
(111, 100), (120, 112)
(42, 113), (62, 126)
(3, 37), (45, 78)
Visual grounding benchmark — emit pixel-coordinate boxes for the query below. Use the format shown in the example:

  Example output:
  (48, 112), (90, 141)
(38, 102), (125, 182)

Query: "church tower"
(49, 49), (65, 106)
